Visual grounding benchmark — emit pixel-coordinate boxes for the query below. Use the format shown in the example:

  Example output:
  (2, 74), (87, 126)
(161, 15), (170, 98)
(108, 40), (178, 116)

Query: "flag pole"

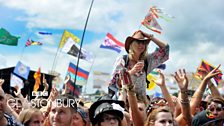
(74, 0), (95, 96)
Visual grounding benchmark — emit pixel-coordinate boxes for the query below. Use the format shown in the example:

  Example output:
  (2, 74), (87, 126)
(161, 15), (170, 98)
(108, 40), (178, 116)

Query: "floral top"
(109, 45), (169, 101)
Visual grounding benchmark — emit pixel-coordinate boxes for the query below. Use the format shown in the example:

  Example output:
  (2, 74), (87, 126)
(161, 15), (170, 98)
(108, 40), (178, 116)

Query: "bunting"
(100, 33), (124, 53)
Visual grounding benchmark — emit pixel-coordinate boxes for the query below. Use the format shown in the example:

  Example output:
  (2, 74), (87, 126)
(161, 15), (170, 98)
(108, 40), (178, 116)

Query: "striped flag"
(25, 38), (43, 47)
(100, 33), (124, 53)
(196, 60), (222, 85)
(67, 62), (89, 85)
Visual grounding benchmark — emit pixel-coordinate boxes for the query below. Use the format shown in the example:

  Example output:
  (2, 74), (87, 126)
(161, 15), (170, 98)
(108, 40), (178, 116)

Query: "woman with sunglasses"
(109, 30), (169, 103)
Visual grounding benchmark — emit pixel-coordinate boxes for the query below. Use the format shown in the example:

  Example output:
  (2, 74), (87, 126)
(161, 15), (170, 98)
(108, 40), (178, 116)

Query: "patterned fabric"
(4, 113), (24, 126)
(109, 45), (169, 101)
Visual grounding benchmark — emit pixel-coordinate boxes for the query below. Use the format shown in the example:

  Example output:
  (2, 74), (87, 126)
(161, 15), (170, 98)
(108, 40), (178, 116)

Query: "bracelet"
(180, 99), (189, 104)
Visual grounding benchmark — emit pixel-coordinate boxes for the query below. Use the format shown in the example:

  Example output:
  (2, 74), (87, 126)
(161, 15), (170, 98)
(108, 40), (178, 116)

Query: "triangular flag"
(142, 12), (162, 34)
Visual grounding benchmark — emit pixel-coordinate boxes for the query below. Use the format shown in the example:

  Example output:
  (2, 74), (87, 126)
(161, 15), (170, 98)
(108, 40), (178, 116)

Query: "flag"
(33, 68), (41, 91)
(157, 64), (166, 70)
(65, 78), (82, 97)
(93, 71), (110, 89)
(146, 74), (157, 90)
(67, 62), (89, 85)
(100, 33), (124, 53)
(61, 38), (94, 62)
(0, 28), (19, 46)
(142, 12), (162, 34)
(10, 73), (24, 89)
(196, 60), (222, 85)
(13, 61), (30, 80)
(25, 38), (43, 47)
(59, 30), (80, 48)
(38, 32), (52, 35)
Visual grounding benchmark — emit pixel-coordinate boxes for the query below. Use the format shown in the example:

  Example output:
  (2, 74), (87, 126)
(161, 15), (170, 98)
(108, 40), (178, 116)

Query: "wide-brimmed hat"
(89, 94), (125, 125)
(125, 31), (151, 53)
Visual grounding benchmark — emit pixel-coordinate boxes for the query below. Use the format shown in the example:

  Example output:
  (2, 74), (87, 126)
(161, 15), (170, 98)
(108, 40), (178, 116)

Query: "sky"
(0, 0), (224, 94)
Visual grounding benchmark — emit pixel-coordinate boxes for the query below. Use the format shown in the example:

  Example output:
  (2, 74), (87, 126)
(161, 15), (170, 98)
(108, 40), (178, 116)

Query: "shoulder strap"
(122, 55), (129, 68)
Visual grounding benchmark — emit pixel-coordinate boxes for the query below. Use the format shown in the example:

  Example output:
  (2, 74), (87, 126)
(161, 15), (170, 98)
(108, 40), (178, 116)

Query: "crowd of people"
(0, 30), (224, 126)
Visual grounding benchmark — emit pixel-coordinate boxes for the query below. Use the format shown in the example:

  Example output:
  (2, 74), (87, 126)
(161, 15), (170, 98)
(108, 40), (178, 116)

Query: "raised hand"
(153, 70), (165, 87)
(203, 65), (221, 82)
(173, 69), (188, 91)
(0, 79), (4, 87)
(43, 74), (49, 90)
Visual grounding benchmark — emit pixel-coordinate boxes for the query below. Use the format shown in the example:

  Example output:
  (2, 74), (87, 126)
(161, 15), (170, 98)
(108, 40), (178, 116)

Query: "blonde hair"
(144, 106), (174, 126)
(128, 41), (148, 61)
(19, 108), (43, 126)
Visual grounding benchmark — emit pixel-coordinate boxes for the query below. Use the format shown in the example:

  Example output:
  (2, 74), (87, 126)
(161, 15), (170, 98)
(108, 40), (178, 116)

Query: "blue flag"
(13, 61), (30, 80)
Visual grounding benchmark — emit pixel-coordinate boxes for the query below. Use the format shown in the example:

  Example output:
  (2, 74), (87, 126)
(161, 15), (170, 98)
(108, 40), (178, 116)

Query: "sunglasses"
(208, 104), (224, 112)
(133, 40), (148, 45)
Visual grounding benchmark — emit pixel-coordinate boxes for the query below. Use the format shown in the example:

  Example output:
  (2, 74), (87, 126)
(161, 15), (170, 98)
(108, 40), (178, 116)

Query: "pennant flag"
(67, 62), (89, 85)
(33, 68), (41, 91)
(38, 32), (52, 35)
(13, 61), (30, 80)
(61, 38), (94, 62)
(150, 6), (175, 22)
(25, 38), (43, 47)
(93, 71), (110, 89)
(59, 30), (80, 48)
(10, 73), (24, 89)
(142, 12), (162, 34)
(146, 74), (157, 90)
(100, 33), (124, 53)
(157, 64), (166, 70)
(196, 60), (222, 85)
(0, 28), (19, 46)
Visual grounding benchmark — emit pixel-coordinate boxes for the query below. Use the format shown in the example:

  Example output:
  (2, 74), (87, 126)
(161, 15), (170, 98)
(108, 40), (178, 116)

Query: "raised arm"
(154, 70), (175, 112)
(174, 69), (192, 126)
(190, 65), (221, 115)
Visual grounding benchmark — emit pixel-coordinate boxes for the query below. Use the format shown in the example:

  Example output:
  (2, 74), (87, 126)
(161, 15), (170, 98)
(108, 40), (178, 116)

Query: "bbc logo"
(32, 91), (48, 96)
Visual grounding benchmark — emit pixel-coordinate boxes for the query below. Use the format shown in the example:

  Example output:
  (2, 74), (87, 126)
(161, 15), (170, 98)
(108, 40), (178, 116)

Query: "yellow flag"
(59, 30), (80, 48)
(146, 74), (157, 90)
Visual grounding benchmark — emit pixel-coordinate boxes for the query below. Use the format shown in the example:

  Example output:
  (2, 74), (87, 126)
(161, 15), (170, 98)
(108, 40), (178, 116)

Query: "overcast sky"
(0, 0), (223, 94)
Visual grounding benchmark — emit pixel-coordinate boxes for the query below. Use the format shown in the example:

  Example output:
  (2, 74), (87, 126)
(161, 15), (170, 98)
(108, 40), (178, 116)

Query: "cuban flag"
(100, 33), (124, 53)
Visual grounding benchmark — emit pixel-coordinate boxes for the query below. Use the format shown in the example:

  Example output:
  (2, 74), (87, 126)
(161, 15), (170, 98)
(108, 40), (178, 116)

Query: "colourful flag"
(64, 78), (82, 97)
(67, 62), (89, 86)
(142, 12), (162, 34)
(0, 28), (19, 46)
(38, 32), (52, 35)
(25, 38), (43, 47)
(100, 33), (124, 53)
(59, 30), (80, 48)
(10, 73), (24, 89)
(146, 74), (157, 90)
(13, 61), (30, 80)
(33, 67), (41, 91)
(157, 64), (166, 70)
(61, 38), (94, 62)
(196, 60), (222, 85)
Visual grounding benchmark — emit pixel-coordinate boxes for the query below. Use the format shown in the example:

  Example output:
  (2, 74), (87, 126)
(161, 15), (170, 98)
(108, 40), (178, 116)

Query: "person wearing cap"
(89, 94), (125, 126)
(49, 94), (77, 126)
(109, 30), (169, 103)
